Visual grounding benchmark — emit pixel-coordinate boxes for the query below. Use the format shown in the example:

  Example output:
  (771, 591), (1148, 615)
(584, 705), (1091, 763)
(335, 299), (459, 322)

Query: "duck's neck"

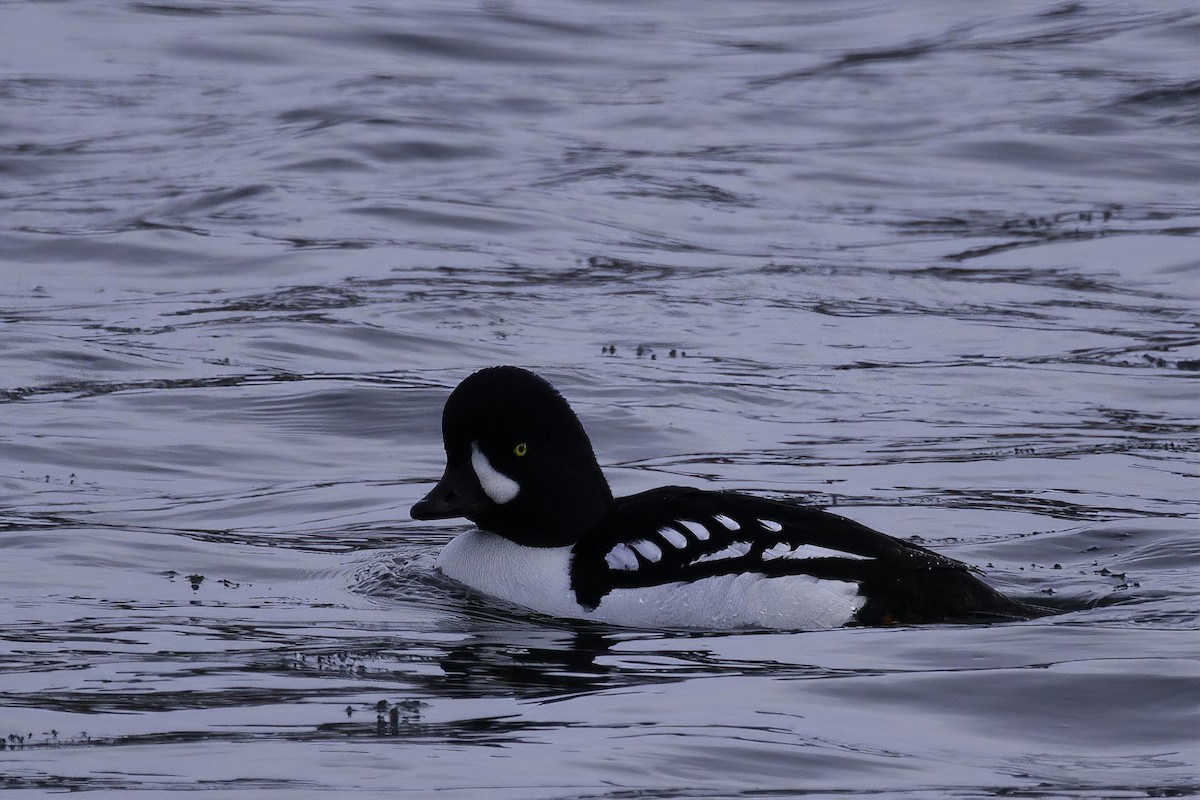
(471, 475), (614, 548)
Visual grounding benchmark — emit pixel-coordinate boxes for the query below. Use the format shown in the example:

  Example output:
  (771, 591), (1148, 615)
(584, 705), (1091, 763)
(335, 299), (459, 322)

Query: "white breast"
(437, 530), (865, 630)
(437, 530), (581, 618)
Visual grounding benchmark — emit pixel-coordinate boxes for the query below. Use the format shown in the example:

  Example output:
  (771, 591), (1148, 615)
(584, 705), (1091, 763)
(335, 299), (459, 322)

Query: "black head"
(410, 366), (614, 546)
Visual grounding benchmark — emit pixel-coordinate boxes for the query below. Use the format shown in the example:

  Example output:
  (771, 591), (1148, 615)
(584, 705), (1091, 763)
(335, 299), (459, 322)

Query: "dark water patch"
(762, 258), (1167, 301)
(993, 6), (1186, 54)
(832, 665), (1199, 749)
(3, 711), (537, 753)
(126, 217), (213, 236)
(347, 204), (529, 234)
(919, 265), (1134, 294)
(148, 184), (274, 218)
(167, 285), (364, 316)
(0, 230), (289, 278)
(544, 255), (700, 285)
(3, 345), (146, 375)
(0, 138), (92, 158)
(540, 256), (670, 284)
(2, 775), (312, 793)
(128, 3), (266, 17)
(806, 297), (1053, 321)
(17, 219), (208, 238)
(0, 372), (299, 404)
(265, 234), (376, 249)
(811, 484), (1181, 524)
(352, 255), (698, 290)
(531, 161), (629, 188)
(922, 489), (1189, 523)
(171, 41), (292, 66)
(744, 7), (1184, 92)
(788, 433), (1200, 468)
(0, 156), (52, 178)
(610, 175), (755, 207)
(275, 105), (368, 133)
(982, 9), (1187, 49)
(1049, 349), (1200, 372)
(235, 382), (440, 439)
(899, 206), (1129, 260)
(1038, 2), (1085, 19)
(560, 142), (798, 168)
(356, 29), (590, 66)
(839, 41), (939, 68)
(277, 157), (370, 173)
(482, 5), (603, 39)
(1027, 299), (1196, 325)
(947, 137), (1200, 183)
(746, 41), (939, 89)
(491, 94), (561, 116)
(1108, 78), (1200, 126)
(11, 516), (424, 553)
(0, 370), (448, 405)
(1, 679), (335, 716)
(353, 140), (492, 163)
(0, 512), (80, 533)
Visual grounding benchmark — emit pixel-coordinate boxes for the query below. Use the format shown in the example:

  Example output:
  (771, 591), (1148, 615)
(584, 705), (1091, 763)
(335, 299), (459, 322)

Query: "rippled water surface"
(2, 1), (1198, 796)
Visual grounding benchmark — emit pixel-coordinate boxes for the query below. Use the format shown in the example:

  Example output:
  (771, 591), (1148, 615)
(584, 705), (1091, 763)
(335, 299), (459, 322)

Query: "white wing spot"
(657, 526), (688, 549)
(758, 518), (783, 533)
(470, 442), (519, 504)
(691, 540), (752, 565)
(604, 543), (639, 571)
(676, 519), (711, 541)
(630, 538), (663, 563)
(762, 542), (794, 561)
(712, 514), (740, 531)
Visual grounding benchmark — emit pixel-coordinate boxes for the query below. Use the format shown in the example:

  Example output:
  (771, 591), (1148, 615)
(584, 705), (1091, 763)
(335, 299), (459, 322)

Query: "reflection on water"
(1, 0), (1198, 796)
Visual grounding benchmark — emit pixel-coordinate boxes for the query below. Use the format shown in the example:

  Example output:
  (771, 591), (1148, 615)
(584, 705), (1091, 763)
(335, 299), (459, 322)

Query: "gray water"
(2, 1), (1198, 797)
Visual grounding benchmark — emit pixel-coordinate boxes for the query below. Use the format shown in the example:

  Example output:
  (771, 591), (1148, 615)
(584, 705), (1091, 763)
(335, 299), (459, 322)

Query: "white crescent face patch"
(470, 441), (520, 504)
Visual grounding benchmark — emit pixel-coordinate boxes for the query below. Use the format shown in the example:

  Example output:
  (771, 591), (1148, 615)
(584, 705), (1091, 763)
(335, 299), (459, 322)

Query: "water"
(2, 0), (1198, 796)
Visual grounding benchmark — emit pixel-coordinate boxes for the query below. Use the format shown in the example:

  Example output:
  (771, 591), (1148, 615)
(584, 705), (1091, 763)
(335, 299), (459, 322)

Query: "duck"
(410, 366), (1039, 630)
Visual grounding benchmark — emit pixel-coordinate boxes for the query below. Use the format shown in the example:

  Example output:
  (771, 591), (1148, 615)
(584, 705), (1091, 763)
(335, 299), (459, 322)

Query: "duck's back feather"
(570, 487), (1039, 625)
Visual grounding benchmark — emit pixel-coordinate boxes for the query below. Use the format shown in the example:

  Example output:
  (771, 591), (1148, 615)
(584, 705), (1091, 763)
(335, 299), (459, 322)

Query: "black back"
(570, 486), (1039, 624)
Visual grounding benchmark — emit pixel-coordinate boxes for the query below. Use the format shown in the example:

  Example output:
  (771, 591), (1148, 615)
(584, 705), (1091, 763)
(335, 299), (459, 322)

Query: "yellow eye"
(513, 442), (528, 457)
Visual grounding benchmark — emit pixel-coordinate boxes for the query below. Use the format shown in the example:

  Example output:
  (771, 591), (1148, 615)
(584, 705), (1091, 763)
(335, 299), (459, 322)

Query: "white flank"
(761, 542), (794, 561)
(757, 518), (783, 533)
(470, 441), (519, 504)
(761, 542), (873, 561)
(438, 530), (864, 630)
(788, 544), (873, 561)
(691, 540), (752, 564)
(438, 531), (577, 616)
(605, 543), (639, 571)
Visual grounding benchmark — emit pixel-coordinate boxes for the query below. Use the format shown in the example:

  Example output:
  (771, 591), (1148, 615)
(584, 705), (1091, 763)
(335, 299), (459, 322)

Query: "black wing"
(570, 486), (1038, 624)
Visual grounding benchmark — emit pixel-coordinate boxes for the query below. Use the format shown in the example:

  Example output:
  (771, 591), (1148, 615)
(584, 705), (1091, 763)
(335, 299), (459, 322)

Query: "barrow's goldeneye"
(411, 366), (1039, 630)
